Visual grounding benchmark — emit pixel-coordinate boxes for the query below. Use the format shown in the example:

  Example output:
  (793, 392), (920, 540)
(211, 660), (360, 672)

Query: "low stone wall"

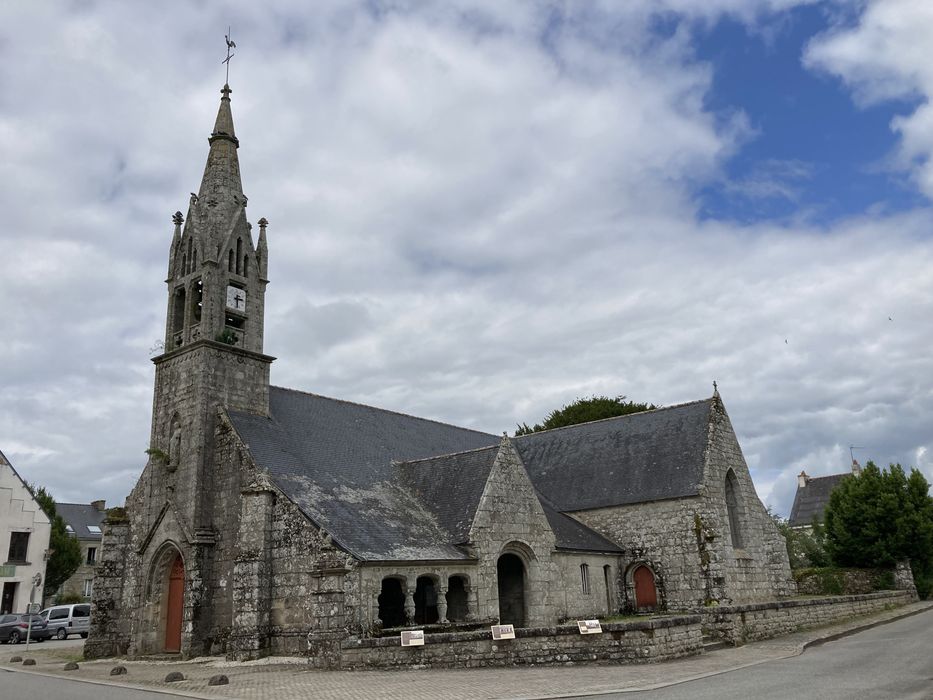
(339, 616), (704, 670)
(794, 567), (893, 596)
(703, 590), (911, 646)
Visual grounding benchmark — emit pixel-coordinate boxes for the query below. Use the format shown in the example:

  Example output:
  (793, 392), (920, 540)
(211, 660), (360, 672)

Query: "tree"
(769, 507), (828, 569)
(515, 395), (657, 435)
(823, 462), (933, 597)
(29, 485), (82, 598)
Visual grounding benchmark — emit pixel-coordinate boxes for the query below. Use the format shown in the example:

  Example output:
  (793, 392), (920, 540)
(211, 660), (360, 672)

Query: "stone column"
(404, 585), (416, 625)
(464, 583), (476, 621)
(372, 591), (382, 629)
(437, 582), (449, 624)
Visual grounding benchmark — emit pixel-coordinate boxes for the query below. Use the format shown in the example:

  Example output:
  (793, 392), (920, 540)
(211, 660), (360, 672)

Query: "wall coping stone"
(706, 590), (908, 616)
(343, 615), (703, 650)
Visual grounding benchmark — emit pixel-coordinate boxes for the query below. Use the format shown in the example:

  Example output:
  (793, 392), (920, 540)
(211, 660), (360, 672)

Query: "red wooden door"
(165, 554), (184, 652)
(633, 566), (657, 609)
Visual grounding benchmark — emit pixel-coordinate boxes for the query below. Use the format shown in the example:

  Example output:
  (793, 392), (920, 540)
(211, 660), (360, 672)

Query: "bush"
(55, 592), (86, 605)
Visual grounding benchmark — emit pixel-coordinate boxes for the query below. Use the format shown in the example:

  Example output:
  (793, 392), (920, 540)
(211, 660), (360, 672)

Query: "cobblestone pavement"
(3, 602), (931, 700)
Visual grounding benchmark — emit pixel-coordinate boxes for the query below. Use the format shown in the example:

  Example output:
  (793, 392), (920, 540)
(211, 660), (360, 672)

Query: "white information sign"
(400, 630), (425, 647)
(577, 619), (602, 635)
(491, 624), (515, 640)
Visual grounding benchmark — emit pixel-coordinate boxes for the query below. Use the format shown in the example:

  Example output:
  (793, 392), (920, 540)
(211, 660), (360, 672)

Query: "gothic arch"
(624, 562), (659, 610)
(725, 469), (745, 550)
(142, 541), (187, 654)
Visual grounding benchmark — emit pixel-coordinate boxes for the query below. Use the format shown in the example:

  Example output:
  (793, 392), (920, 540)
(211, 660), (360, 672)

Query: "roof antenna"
(223, 27), (237, 85)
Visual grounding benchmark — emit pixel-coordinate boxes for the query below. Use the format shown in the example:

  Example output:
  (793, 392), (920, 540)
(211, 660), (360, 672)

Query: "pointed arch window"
(243, 255), (249, 277)
(725, 469), (744, 549)
(235, 238), (242, 275)
(228, 250), (234, 272)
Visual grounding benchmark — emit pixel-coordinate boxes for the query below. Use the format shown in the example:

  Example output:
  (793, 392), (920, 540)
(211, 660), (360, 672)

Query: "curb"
(801, 600), (933, 651)
(0, 665), (225, 700)
(515, 602), (933, 699)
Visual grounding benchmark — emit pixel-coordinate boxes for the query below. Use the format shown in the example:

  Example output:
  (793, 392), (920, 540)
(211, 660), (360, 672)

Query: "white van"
(38, 603), (91, 640)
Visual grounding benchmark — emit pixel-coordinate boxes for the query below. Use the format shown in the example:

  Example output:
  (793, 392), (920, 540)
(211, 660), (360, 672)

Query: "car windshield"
(22, 615), (44, 623)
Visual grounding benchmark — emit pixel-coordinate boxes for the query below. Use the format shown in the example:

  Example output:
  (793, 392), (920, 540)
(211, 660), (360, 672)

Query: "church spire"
(195, 84), (244, 218)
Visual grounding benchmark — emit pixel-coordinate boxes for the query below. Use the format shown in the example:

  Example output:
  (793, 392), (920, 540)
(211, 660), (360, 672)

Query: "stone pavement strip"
(3, 602), (932, 700)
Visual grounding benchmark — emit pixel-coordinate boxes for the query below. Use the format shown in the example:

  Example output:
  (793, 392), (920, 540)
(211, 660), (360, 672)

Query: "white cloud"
(805, 0), (933, 197)
(0, 1), (931, 518)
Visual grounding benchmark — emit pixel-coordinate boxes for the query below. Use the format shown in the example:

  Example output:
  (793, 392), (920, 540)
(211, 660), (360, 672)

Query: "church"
(86, 81), (793, 661)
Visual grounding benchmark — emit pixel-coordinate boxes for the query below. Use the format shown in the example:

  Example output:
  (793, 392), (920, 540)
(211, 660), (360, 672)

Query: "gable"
(515, 399), (713, 511)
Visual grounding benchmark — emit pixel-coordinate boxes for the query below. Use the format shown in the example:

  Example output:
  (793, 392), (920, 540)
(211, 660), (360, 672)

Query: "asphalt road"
(0, 668), (174, 699)
(592, 610), (933, 700)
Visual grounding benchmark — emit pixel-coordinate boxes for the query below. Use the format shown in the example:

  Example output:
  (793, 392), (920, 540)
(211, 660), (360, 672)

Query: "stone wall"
(571, 397), (794, 611)
(551, 552), (620, 621)
(84, 518), (131, 658)
(466, 438), (558, 628)
(700, 400), (794, 604)
(339, 616), (703, 670)
(703, 590), (911, 645)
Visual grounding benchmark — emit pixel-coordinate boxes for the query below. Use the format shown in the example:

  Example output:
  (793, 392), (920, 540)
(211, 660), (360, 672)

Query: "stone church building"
(86, 82), (793, 660)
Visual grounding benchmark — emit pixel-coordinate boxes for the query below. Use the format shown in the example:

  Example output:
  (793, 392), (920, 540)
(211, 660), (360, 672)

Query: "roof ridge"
(397, 443), (500, 467)
(270, 385), (497, 438)
(512, 397), (713, 439)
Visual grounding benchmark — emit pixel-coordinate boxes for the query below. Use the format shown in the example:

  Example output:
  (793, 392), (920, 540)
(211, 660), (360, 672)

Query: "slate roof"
(398, 448), (623, 553)
(514, 399), (714, 512)
(56, 503), (107, 541)
(230, 387), (712, 561)
(229, 387), (499, 561)
(788, 473), (850, 527)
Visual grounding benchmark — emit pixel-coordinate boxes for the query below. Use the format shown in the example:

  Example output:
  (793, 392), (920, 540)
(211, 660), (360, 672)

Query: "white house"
(0, 449), (51, 614)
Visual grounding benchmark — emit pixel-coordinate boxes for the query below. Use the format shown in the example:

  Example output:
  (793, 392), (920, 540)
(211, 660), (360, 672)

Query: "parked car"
(0, 614), (51, 643)
(38, 603), (91, 640)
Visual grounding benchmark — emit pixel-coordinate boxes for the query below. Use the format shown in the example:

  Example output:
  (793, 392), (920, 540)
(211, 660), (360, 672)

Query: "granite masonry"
(86, 80), (797, 664)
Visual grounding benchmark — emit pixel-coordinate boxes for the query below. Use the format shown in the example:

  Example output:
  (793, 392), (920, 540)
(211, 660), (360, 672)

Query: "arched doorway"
(414, 576), (439, 624)
(164, 554), (185, 652)
(497, 553), (526, 627)
(377, 578), (406, 628)
(446, 576), (469, 622)
(633, 565), (657, 610)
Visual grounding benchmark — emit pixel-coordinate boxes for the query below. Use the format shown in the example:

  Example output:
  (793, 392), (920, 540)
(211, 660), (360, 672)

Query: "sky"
(1, 0), (932, 517)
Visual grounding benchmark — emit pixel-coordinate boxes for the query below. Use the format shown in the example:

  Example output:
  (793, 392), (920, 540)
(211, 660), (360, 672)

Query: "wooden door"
(164, 554), (184, 652)
(633, 566), (657, 609)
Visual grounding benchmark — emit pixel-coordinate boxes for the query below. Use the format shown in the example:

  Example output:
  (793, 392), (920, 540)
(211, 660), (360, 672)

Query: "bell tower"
(165, 83), (268, 354)
(148, 82), (274, 541)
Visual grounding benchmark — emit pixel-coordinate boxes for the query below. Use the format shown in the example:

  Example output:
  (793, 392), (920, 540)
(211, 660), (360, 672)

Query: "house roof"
(514, 399), (714, 511)
(788, 473), (849, 527)
(57, 503), (107, 541)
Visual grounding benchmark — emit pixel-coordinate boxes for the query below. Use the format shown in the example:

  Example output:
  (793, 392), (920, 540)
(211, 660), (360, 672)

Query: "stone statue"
(168, 425), (182, 472)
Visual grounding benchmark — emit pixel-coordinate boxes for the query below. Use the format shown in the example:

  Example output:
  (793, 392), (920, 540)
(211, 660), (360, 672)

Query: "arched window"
(580, 563), (590, 594)
(725, 469), (744, 549)
(235, 238), (242, 275)
(191, 248), (197, 271)
(186, 237), (193, 274)
(228, 250), (234, 272)
(243, 255), (249, 277)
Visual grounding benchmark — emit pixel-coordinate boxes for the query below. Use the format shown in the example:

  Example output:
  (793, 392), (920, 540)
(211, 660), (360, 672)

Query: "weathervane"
(222, 27), (237, 84)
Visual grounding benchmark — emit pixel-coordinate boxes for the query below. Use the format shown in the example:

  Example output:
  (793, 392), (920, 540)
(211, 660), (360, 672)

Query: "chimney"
(797, 471), (809, 489)
(851, 459), (861, 477)
(91, 499), (106, 512)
